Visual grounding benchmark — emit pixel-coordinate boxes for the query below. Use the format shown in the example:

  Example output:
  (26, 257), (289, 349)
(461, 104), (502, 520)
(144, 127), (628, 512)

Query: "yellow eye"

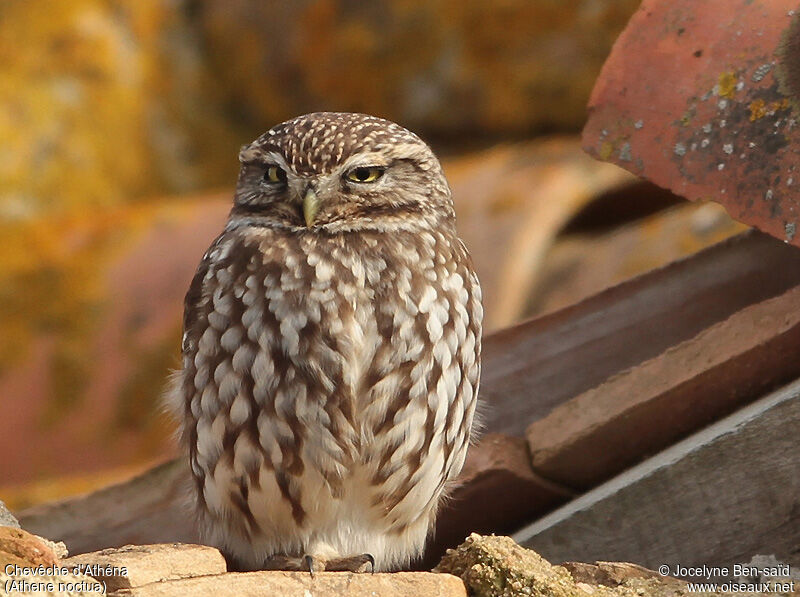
(264, 165), (287, 184)
(346, 166), (384, 183)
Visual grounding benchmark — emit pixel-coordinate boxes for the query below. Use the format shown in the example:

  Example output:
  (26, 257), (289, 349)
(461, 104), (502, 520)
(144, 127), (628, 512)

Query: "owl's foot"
(261, 554), (322, 576)
(324, 553), (375, 573)
(262, 553), (375, 575)
(261, 555), (310, 576)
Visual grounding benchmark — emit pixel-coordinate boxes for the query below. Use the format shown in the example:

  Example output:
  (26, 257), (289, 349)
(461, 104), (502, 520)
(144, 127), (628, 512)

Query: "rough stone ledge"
(435, 534), (796, 597)
(0, 500), (20, 529)
(11, 533), (796, 596)
(112, 571), (467, 597)
(0, 526), (59, 568)
(64, 543), (227, 592)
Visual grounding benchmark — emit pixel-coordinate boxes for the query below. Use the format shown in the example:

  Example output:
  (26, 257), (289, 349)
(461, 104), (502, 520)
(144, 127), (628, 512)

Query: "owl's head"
(231, 112), (455, 232)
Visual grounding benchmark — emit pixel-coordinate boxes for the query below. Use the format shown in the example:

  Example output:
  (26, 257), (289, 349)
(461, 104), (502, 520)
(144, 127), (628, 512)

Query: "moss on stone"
(435, 534), (590, 597)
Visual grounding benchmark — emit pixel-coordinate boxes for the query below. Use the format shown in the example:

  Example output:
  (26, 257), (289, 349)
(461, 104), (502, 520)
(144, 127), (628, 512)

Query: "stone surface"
(64, 543), (226, 592)
(436, 534), (760, 596)
(436, 533), (584, 597)
(561, 561), (679, 587)
(515, 381), (800, 584)
(0, 526), (59, 568)
(0, 500), (20, 528)
(33, 535), (69, 560)
(0, 570), (105, 596)
(113, 571), (466, 597)
(583, 0), (800, 247)
(736, 555), (800, 585)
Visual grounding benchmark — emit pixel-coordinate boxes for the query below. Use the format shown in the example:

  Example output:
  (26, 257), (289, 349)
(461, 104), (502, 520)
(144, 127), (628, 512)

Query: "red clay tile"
(527, 282), (800, 490)
(583, 0), (800, 245)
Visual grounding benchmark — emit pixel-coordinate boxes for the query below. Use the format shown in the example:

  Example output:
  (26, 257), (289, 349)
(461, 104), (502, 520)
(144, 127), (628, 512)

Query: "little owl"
(169, 112), (482, 573)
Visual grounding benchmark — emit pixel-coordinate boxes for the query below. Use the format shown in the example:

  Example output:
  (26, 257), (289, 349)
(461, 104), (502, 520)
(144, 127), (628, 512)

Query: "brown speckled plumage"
(167, 112), (482, 572)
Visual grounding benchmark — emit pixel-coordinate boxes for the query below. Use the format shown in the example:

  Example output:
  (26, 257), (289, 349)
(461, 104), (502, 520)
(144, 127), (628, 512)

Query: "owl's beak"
(302, 188), (320, 227)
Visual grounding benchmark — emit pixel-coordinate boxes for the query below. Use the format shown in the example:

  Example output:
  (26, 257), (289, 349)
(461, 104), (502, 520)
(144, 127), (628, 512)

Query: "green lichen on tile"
(435, 534), (587, 597)
(598, 141), (615, 161)
(748, 97), (792, 121)
(435, 534), (757, 597)
(717, 71), (738, 98)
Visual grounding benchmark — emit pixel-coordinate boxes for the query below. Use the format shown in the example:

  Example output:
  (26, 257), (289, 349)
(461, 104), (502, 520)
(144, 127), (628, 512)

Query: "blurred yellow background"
(0, 0), (746, 507)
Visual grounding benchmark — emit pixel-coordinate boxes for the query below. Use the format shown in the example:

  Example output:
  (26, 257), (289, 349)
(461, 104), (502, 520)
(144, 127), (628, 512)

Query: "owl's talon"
(304, 554), (317, 577)
(324, 553), (375, 573)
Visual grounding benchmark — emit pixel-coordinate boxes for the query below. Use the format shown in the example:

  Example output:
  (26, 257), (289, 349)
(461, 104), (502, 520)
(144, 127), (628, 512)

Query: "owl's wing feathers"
(163, 237), (221, 434)
(179, 230), (327, 528)
(361, 234), (482, 528)
(182, 231), (239, 349)
(183, 253), (214, 345)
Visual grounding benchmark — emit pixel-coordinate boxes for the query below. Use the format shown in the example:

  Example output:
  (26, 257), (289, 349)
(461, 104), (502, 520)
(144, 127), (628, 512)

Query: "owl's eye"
(346, 166), (385, 183)
(263, 165), (287, 184)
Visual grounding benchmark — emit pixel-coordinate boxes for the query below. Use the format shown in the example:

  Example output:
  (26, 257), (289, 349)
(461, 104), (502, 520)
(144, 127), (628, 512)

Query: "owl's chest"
(234, 240), (401, 383)
(195, 228), (448, 392)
